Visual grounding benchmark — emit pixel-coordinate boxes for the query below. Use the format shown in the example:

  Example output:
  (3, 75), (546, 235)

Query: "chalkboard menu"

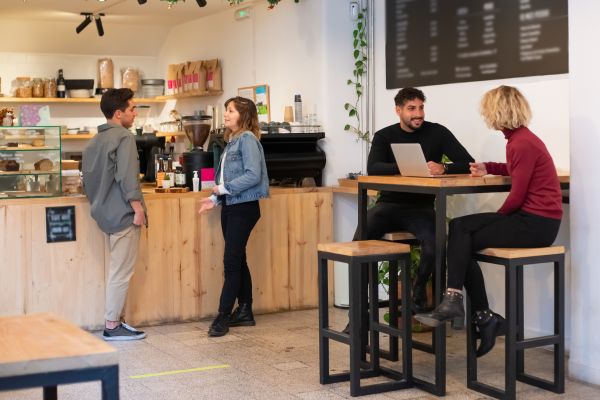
(46, 206), (76, 243)
(385, 0), (568, 88)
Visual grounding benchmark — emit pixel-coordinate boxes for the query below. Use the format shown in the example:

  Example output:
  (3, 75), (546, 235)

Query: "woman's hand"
(427, 161), (445, 175)
(198, 197), (215, 214)
(470, 162), (487, 177)
(212, 186), (221, 195)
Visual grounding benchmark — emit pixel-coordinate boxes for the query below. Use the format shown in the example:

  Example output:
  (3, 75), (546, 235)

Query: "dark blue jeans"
(447, 211), (561, 312)
(218, 200), (261, 314)
(353, 201), (436, 284)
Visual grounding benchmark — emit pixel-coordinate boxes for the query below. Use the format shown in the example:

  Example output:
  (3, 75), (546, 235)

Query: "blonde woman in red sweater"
(416, 85), (563, 357)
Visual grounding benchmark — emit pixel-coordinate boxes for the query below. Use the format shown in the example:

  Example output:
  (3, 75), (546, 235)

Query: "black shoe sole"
(208, 329), (229, 337)
(229, 320), (256, 327)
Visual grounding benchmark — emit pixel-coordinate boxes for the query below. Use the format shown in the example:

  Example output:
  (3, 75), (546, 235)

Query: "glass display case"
(0, 126), (61, 198)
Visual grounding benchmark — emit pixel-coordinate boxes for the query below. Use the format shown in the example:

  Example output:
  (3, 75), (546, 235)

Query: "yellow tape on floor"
(130, 364), (230, 379)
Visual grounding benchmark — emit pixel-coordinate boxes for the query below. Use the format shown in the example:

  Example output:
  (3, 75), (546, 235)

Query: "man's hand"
(427, 161), (445, 175)
(133, 210), (146, 226)
(469, 162), (487, 177)
(212, 186), (221, 195)
(130, 200), (146, 226)
(198, 197), (216, 214)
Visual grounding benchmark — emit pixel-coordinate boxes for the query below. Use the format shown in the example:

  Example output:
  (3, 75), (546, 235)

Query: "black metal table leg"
(101, 365), (119, 400)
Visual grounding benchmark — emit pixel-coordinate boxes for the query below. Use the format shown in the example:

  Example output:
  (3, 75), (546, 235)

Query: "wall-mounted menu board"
(385, 0), (568, 89)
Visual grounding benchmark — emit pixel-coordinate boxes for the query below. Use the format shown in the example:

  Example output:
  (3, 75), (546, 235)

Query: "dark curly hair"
(394, 87), (426, 107)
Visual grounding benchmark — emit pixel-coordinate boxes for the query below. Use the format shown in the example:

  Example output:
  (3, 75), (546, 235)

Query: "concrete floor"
(2, 307), (599, 399)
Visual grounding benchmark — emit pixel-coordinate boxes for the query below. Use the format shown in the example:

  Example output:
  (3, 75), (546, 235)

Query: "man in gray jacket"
(83, 88), (147, 341)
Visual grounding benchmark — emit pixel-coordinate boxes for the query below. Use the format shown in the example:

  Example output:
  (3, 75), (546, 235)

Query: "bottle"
(175, 166), (186, 187)
(155, 152), (165, 188)
(192, 171), (200, 192)
(166, 154), (175, 184)
(57, 69), (66, 98)
(294, 94), (302, 123)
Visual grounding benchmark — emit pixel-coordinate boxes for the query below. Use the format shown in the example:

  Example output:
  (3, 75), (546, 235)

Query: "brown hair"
(394, 87), (426, 107)
(100, 88), (134, 119)
(224, 96), (261, 141)
(480, 85), (531, 130)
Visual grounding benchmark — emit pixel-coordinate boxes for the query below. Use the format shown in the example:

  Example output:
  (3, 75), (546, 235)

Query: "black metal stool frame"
(466, 252), (565, 400)
(318, 248), (414, 396)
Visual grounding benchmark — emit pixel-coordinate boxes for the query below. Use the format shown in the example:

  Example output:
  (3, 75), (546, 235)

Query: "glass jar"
(15, 76), (32, 98)
(32, 78), (44, 97)
(121, 67), (139, 92)
(44, 78), (57, 98)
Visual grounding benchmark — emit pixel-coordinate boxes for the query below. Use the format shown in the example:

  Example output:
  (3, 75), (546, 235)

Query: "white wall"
(156, 0), (365, 184)
(567, 0), (600, 386)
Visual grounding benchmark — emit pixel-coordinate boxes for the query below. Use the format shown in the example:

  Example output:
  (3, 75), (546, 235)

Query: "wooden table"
(356, 174), (569, 396)
(0, 313), (119, 399)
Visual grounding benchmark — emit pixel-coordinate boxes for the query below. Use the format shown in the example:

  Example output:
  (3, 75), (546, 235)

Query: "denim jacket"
(213, 131), (269, 206)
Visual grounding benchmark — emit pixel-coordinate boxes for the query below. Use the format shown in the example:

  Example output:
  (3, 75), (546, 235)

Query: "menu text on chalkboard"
(386, 0), (568, 88)
(46, 206), (76, 243)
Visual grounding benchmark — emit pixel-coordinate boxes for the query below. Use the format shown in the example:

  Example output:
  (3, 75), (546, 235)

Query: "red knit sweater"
(484, 127), (563, 220)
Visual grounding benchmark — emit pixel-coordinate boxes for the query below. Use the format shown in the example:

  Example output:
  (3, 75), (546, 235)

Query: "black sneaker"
(103, 322), (146, 341)
(208, 313), (230, 337)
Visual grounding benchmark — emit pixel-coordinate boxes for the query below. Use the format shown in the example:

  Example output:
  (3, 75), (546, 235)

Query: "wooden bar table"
(356, 174), (569, 396)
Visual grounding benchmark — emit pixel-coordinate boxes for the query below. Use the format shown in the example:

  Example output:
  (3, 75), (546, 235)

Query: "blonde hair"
(223, 96), (261, 142)
(480, 85), (531, 130)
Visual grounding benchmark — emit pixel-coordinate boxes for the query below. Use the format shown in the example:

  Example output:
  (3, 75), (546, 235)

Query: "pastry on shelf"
(0, 159), (20, 171)
(34, 158), (53, 171)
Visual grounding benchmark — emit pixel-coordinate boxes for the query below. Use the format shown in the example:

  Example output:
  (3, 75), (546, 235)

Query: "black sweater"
(367, 121), (474, 206)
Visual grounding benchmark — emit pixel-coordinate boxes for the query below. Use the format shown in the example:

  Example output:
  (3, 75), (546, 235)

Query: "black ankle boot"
(229, 303), (256, 327)
(415, 290), (465, 328)
(208, 312), (230, 337)
(473, 309), (506, 357)
(411, 279), (431, 314)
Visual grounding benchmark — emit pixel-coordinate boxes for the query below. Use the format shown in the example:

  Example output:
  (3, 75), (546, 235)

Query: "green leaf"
(356, 82), (362, 88)
(353, 49), (359, 59)
(346, 79), (352, 85)
(355, 60), (363, 68)
(344, 124), (351, 131)
(361, 40), (367, 47)
(344, 103), (350, 110)
(357, 90), (362, 97)
(357, 68), (364, 75)
(357, 22), (363, 30)
(358, 12), (364, 19)
(353, 30), (358, 38)
(349, 109), (356, 116)
(353, 39), (359, 49)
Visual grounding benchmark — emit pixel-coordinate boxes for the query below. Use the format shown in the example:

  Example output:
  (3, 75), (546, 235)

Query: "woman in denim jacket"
(198, 96), (269, 337)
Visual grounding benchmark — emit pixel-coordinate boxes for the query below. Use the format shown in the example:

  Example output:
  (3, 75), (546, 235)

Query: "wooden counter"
(0, 187), (333, 330)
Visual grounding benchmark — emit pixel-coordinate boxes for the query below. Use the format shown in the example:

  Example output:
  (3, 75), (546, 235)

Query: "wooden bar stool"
(318, 240), (413, 396)
(381, 231), (435, 359)
(466, 246), (565, 400)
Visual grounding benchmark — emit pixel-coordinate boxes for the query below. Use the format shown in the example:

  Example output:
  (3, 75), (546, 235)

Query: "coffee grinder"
(182, 115), (213, 190)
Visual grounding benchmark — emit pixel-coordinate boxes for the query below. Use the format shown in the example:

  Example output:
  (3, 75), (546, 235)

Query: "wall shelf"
(0, 97), (165, 104)
(61, 134), (96, 140)
(156, 90), (223, 100)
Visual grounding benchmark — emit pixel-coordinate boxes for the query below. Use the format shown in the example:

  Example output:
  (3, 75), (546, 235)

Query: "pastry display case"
(0, 126), (62, 198)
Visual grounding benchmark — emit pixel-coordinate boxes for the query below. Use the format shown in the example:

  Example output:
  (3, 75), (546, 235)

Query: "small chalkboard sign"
(46, 206), (76, 243)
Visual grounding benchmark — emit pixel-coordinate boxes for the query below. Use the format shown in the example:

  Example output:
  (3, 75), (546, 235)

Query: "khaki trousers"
(105, 224), (141, 321)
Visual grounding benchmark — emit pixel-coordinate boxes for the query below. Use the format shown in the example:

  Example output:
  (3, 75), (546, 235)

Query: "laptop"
(391, 143), (445, 178)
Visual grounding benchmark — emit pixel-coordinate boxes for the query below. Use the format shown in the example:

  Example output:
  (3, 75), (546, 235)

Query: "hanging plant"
(344, 7), (369, 143)
(228, 0), (300, 9)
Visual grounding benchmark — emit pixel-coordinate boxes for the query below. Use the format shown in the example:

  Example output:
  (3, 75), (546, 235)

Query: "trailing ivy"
(344, 7), (370, 143)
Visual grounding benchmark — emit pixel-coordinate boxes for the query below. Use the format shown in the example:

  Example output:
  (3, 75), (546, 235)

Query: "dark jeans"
(218, 200), (261, 314)
(353, 201), (436, 284)
(447, 211), (561, 313)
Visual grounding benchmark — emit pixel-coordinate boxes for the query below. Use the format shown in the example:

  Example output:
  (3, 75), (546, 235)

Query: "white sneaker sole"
(103, 333), (147, 341)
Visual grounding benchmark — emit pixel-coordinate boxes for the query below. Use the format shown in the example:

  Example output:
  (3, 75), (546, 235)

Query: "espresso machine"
(182, 115), (213, 189)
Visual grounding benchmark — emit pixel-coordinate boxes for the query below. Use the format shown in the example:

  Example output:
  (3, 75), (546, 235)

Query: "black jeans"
(218, 200), (261, 314)
(353, 201), (436, 284)
(447, 211), (561, 313)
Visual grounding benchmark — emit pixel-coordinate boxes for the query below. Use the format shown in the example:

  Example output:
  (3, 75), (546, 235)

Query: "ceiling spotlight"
(196, 0), (207, 6)
(137, 0), (147, 4)
(76, 13), (93, 34)
(95, 14), (105, 37)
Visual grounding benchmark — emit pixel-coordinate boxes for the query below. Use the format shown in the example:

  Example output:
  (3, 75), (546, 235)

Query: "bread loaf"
(34, 158), (53, 171)
(31, 138), (45, 147)
(0, 160), (19, 171)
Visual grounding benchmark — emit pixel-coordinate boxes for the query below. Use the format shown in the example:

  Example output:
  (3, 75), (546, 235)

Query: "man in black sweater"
(354, 87), (474, 313)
